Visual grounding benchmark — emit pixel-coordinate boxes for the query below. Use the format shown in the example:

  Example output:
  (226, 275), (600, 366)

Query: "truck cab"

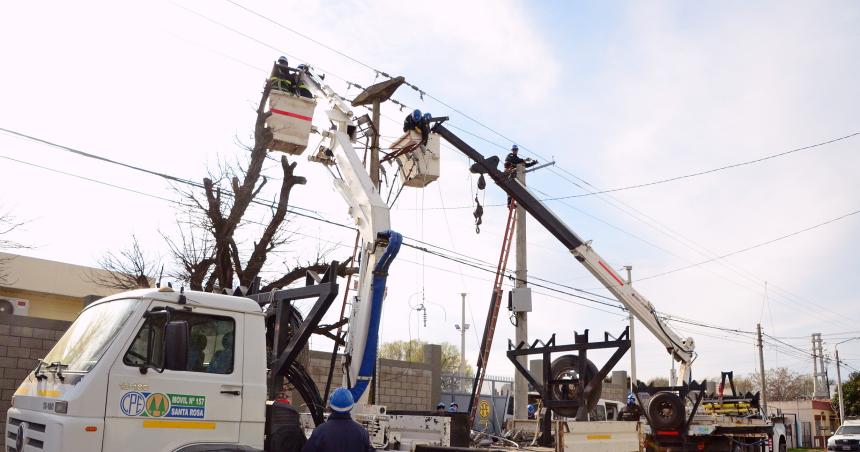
(7, 287), (267, 452)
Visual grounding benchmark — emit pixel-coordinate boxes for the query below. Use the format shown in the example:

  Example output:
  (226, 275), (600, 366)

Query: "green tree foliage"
(836, 371), (860, 417)
(379, 339), (473, 376)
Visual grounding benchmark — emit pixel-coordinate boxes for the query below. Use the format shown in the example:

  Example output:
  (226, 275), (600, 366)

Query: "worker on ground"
(436, 402), (446, 414)
(403, 109), (422, 134)
(619, 393), (642, 421)
(270, 56), (295, 94)
(302, 387), (374, 452)
(448, 402), (459, 412)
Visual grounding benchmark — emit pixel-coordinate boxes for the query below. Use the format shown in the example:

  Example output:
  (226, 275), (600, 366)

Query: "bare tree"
(0, 209), (31, 284)
(166, 80), (356, 292)
(90, 235), (158, 290)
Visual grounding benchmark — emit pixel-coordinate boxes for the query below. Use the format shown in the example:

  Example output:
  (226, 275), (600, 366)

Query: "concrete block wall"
(375, 358), (433, 411)
(0, 314), (71, 434)
(303, 344), (441, 412)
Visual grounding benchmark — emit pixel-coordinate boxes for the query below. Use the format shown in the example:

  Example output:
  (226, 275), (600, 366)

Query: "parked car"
(828, 420), (860, 451)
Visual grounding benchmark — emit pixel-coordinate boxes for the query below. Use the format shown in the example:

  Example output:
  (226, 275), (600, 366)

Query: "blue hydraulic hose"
(349, 230), (402, 401)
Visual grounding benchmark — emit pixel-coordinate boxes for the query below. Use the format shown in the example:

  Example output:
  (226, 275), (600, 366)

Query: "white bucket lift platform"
(266, 89), (316, 155)
(388, 131), (440, 188)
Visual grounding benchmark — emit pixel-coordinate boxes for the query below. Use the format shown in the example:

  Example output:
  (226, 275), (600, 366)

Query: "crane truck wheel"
(547, 354), (601, 418)
(647, 391), (684, 430)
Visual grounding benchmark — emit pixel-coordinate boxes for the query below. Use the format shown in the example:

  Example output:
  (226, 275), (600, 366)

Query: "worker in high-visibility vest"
(270, 56), (295, 94)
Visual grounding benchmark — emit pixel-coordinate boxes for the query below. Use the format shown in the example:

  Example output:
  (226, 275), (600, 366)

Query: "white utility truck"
(7, 65), (455, 452)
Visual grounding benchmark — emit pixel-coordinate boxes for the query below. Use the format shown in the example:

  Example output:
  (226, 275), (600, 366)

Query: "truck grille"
(837, 439), (860, 445)
(7, 416), (47, 450)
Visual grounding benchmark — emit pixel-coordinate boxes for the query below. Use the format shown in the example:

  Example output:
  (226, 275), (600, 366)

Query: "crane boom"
(300, 69), (402, 403)
(433, 123), (695, 380)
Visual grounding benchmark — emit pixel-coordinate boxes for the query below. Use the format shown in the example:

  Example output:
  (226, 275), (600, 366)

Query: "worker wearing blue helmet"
(302, 387), (373, 452)
(403, 109), (422, 133)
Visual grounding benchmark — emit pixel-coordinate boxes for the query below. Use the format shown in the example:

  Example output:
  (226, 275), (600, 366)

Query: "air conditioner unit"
(0, 297), (30, 316)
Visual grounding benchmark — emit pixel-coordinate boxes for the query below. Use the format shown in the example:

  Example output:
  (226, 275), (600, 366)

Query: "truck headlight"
(54, 401), (68, 414)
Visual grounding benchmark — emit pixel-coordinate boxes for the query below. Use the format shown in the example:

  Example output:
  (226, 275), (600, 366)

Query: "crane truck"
(5, 66), (464, 452)
(431, 121), (787, 451)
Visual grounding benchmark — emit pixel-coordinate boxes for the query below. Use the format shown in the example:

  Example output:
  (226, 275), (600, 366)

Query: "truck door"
(103, 303), (245, 452)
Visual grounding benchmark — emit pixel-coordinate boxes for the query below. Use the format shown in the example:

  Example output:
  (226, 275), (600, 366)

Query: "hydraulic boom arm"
(433, 123), (695, 381)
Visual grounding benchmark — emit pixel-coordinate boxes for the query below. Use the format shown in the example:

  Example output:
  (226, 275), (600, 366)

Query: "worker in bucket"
(302, 387), (373, 452)
(403, 109), (422, 134)
(436, 402), (447, 414)
(448, 402), (459, 412)
(419, 112), (433, 145)
(270, 56), (295, 94)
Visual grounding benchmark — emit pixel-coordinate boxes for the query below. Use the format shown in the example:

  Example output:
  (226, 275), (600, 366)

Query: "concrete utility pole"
(370, 100), (381, 189)
(625, 266), (636, 392)
(836, 347), (844, 422)
(455, 293), (469, 382)
(513, 163), (529, 420)
(757, 323), (768, 416)
(834, 337), (859, 422)
(350, 76), (405, 190)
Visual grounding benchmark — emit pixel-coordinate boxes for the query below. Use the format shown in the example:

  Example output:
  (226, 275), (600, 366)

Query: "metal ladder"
(468, 202), (517, 425)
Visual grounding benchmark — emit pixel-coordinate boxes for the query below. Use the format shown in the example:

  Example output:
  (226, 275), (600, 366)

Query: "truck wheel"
(547, 354), (601, 418)
(647, 391), (684, 430)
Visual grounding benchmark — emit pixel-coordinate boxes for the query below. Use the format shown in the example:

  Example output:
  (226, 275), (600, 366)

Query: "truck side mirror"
(164, 320), (189, 371)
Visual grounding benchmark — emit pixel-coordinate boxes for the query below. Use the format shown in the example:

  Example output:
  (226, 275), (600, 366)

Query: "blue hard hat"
(436, 402), (446, 409)
(329, 387), (355, 413)
(277, 56), (288, 65)
(448, 402), (459, 412)
(527, 404), (536, 415)
(511, 144), (519, 152)
(422, 112), (432, 120)
(412, 109), (422, 121)
(627, 393), (636, 404)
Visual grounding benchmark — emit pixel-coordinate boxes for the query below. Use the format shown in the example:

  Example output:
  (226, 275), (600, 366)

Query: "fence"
(440, 373), (513, 435)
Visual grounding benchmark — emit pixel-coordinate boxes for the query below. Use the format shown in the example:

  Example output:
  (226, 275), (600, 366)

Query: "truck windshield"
(42, 298), (138, 373)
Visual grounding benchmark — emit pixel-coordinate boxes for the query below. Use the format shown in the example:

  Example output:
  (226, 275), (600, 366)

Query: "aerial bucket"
(391, 130), (440, 187)
(266, 89), (316, 155)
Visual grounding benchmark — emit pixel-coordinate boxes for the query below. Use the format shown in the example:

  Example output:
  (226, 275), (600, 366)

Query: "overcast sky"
(2, 0), (859, 387)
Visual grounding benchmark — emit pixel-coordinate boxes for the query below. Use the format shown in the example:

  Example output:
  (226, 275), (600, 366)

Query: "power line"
(638, 208), (860, 281)
(542, 131), (859, 200)
(0, 139), (626, 314)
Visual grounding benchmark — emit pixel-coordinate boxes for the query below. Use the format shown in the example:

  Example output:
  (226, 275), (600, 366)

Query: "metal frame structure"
(507, 328), (631, 446)
(246, 261), (340, 426)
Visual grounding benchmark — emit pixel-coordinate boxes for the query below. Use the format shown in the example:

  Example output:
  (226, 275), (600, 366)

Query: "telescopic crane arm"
(433, 123), (696, 381)
(299, 69), (402, 403)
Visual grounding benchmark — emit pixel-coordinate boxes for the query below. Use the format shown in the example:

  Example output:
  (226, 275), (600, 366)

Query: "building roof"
(0, 252), (119, 297)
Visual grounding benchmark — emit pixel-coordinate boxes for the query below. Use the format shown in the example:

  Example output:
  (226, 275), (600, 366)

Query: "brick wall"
(0, 314), (71, 434)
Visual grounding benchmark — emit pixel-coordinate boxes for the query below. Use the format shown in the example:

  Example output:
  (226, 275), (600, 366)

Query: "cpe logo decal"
(120, 392), (206, 419)
(120, 392), (147, 416)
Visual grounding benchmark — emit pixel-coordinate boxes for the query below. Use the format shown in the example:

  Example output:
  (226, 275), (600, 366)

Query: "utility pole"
(455, 293), (469, 388)
(757, 323), (768, 416)
(513, 163), (529, 420)
(836, 347), (844, 422)
(813, 334), (820, 398)
(625, 265), (636, 392)
(370, 100), (381, 189)
(350, 76), (405, 190)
